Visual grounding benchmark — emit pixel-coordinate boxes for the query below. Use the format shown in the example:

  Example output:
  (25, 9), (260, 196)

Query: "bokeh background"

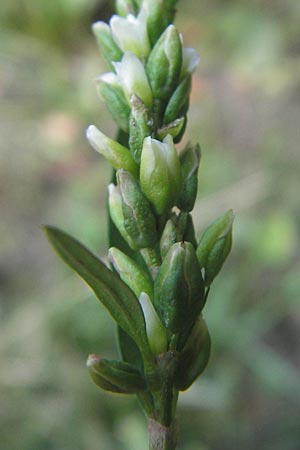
(1, 0), (300, 449)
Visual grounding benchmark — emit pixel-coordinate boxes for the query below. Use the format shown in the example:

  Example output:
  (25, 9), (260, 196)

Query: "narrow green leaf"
(44, 226), (152, 360)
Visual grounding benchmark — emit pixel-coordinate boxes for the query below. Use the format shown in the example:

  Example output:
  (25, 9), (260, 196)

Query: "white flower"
(96, 72), (119, 86)
(110, 9), (151, 59)
(113, 51), (153, 108)
(181, 47), (200, 79)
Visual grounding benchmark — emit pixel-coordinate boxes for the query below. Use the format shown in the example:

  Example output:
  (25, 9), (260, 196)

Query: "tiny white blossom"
(96, 72), (120, 86)
(113, 52), (153, 108)
(110, 9), (151, 59)
(181, 47), (200, 78)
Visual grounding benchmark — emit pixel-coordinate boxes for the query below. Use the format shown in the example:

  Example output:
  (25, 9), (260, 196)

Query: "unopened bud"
(87, 125), (138, 176)
(109, 247), (154, 300)
(174, 316), (211, 391)
(156, 117), (185, 141)
(139, 292), (168, 355)
(87, 354), (146, 393)
(97, 78), (131, 132)
(182, 213), (197, 249)
(129, 94), (152, 163)
(146, 25), (182, 101)
(160, 218), (177, 260)
(92, 22), (123, 69)
(164, 75), (191, 124)
(196, 210), (234, 286)
(177, 143), (201, 212)
(116, 0), (139, 17)
(143, 0), (171, 45)
(140, 135), (181, 214)
(154, 241), (205, 333)
(108, 184), (137, 250)
(117, 169), (158, 248)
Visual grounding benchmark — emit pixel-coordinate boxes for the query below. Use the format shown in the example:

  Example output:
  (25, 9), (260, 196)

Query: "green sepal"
(92, 22), (123, 70)
(154, 241), (205, 333)
(87, 354), (146, 393)
(129, 95), (152, 164)
(44, 226), (152, 360)
(196, 210), (234, 286)
(146, 24), (182, 102)
(177, 143), (201, 212)
(174, 316), (211, 391)
(109, 246), (154, 300)
(163, 75), (191, 124)
(156, 117), (185, 141)
(117, 169), (158, 249)
(97, 81), (131, 133)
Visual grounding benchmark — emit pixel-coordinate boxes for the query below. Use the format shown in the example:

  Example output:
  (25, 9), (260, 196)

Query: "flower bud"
(110, 10), (151, 59)
(92, 22), (123, 69)
(174, 316), (211, 391)
(129, 94), (152, 163)
(87, 354), (146, 393)
(177, 143), (201, 212)
(143, 0), (172, 45)
(96, 76), (131, 132)
(109, 247), (154, 300)
(164, 75), (191, 124)
(154, 241), (205, 333)
(116, 0), (138, 16)
(160, 218), (177, 260)
(182, 213), (197, 249)
(196, 210), (234, 286)
(114, 52), (153, 109)
(146, 24), (182, 101)
(87, 125), (138, 176)
(140, 135), (181, 214)
(139, 292), (168, 355)
(108, 184), (137, 250)
(156, 117), (185, 141)
(117, 169), (158, 248)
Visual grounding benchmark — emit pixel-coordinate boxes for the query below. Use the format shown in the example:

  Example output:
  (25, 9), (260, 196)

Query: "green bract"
(154, 241), (205, 333)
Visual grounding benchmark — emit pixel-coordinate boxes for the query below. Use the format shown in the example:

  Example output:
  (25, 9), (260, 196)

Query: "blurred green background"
(1, 0), (300, 449)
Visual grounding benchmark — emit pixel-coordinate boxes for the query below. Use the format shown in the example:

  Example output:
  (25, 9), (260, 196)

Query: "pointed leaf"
(44, 226), (152, 360)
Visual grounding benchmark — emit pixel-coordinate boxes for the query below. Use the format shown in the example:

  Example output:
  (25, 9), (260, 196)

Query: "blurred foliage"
(1, 0), (300, 449)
